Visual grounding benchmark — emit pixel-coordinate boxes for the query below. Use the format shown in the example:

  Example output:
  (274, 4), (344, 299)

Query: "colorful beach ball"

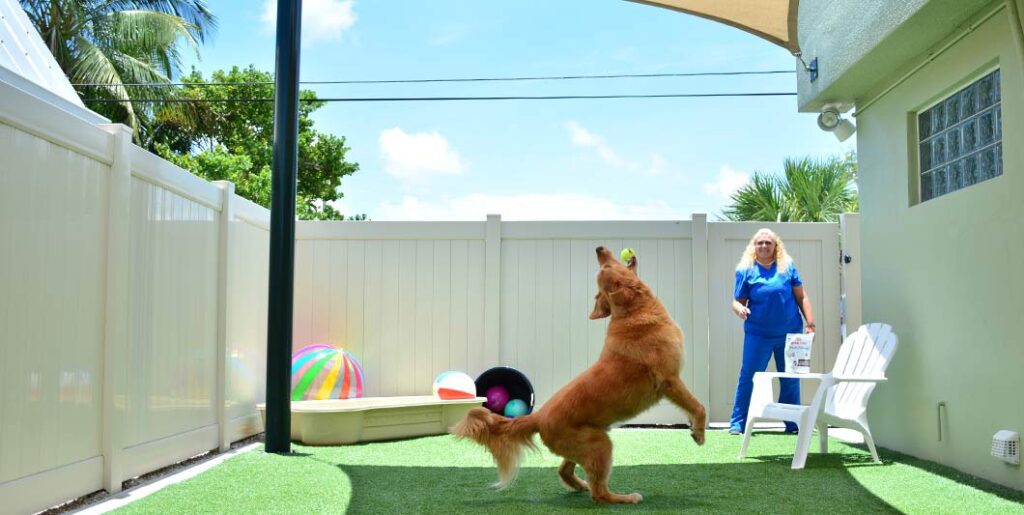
(291, 344), (364, 401)
(432, 371), (477, 400)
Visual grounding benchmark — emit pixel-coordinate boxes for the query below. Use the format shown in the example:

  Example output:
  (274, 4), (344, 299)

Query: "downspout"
(1009, 0), (1024, 63)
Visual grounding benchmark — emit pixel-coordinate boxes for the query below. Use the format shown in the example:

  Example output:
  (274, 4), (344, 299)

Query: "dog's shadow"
(337, 461), (901, 514)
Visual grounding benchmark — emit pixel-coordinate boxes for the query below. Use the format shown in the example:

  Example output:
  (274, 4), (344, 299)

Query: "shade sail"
(629, 0), (800, 53)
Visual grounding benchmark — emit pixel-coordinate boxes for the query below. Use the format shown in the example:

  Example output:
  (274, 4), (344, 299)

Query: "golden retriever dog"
(452, 246), (706, 504)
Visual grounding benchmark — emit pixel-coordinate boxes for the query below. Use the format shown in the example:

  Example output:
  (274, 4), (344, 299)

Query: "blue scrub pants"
(729, 333), (800, 432)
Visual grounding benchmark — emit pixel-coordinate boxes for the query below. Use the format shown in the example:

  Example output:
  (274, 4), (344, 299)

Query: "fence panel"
(120, 153), (221, 479)
(0, 77), (271, 512)
(706, 222), (841, 422)
(498, 221), (696, 424)
(224, 198), (270, 443)
(0, 116), (108, 513)
(294, 223), (487, 397)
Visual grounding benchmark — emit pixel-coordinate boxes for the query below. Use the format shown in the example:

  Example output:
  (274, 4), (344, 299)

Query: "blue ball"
(503, 398), (528, 418)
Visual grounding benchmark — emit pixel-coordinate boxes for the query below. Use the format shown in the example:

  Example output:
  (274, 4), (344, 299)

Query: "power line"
(71, 69), (795, 88)
(84, 92), (797, 103)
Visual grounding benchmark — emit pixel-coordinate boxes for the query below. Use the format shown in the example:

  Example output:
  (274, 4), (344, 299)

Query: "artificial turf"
(113, 429), (1024, 514)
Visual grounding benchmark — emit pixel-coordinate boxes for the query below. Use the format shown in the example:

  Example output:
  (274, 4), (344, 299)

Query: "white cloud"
(566, 121), (666, 176)
(374, 194), (684, 221)
(646, 154), (667, 177)
(262, 0), (357, 44)
(702, 165), (751, 200)
(566, 121), (623, 166)
(378, 127), (466, 182)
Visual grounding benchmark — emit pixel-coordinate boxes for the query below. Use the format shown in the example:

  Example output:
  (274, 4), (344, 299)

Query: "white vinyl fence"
(0, 74), (861, 514)
(0, 80), (269, 514)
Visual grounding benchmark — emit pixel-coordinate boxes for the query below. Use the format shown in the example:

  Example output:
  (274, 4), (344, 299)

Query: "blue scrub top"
(734, 261), (804, 337)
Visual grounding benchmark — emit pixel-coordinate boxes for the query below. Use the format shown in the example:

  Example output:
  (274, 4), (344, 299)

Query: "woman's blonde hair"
(736, 228), (793, 272)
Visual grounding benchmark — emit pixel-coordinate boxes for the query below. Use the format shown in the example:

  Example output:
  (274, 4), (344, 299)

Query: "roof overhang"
(628, 0), (800, 53)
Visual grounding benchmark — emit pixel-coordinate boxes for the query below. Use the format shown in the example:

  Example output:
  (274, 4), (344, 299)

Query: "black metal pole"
(265, 0), (302, 454)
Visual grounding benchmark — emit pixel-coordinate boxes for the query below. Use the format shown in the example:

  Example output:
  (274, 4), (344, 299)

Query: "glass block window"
(917, 69), (1002, 202)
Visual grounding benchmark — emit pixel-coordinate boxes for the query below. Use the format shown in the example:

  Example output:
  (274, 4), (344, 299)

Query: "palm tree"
(721, 155), (858, 222)
(19, 0), (216, 140)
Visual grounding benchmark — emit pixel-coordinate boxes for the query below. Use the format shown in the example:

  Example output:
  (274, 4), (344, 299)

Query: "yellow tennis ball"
(620, 247), (636, 262)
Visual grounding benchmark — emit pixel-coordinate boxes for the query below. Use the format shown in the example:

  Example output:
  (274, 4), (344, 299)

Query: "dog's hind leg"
(557, 459), (589, 492)
(663, 376), (707, 445)
(573, 428), (642, 504)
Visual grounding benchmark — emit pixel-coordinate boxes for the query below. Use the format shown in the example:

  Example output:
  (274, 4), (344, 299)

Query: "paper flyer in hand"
(784, 333), (814, 373)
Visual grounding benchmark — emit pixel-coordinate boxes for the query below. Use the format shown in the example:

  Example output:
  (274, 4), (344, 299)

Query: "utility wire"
(71, 69), (795, 88)
(84, 92), (797, 103)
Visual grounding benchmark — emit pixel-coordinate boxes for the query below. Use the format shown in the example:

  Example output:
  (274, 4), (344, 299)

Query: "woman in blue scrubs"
(729, 228), (815, 435)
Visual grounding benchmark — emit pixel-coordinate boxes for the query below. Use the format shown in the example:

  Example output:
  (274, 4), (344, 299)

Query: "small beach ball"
(291, 344), (364, 401)
(433, 371), (477, 400)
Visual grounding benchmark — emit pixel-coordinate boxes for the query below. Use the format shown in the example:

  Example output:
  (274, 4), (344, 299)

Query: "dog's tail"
(451, 407), (539, 489)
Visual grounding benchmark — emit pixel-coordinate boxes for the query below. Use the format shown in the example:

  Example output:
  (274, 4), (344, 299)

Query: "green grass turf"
(114, 429), (1024, 514)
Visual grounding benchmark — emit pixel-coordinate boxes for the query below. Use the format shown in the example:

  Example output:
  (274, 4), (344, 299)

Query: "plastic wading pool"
(257, 396), (485, 445)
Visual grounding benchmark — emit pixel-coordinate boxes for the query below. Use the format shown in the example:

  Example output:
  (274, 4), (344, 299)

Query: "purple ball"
(484, 385), (510, 412)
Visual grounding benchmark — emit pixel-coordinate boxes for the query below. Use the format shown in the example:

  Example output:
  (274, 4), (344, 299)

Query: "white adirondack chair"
(738, 323), (898, 469)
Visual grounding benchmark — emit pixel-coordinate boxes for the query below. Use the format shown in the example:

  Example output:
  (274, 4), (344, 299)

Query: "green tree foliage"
(151, 66), (363, 220)
(721, 154), (858, 222)
(20, 0), (216, 140)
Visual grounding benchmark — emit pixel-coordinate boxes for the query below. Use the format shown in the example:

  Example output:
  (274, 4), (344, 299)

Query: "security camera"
(817, 104), (856, 142)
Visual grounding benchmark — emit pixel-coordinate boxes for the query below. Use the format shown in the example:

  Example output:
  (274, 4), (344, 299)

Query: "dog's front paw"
(624, 493), (643, 504)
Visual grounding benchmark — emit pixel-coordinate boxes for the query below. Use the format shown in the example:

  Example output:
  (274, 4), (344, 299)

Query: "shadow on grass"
(330, 432), (1024, 514)
(107, 431), (1024, 514)
(337, 461), (901, 514)
(741, 432), (890, 468)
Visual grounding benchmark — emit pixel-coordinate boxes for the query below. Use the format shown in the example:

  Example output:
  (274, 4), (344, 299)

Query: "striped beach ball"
(291, 344), (364, 401)
(432, 371), (477, 400)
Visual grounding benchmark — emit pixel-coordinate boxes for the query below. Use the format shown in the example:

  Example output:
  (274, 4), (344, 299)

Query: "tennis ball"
(620, 247), (636, 262)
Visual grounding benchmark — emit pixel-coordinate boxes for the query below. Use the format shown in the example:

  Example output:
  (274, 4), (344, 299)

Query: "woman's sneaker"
(729, 425), (743, 435)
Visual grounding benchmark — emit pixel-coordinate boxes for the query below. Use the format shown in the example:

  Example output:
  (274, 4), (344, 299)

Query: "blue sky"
(185, 0), (853, 220)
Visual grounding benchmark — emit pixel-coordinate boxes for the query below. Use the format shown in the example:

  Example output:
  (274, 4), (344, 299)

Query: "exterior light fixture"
(817, 104), (856, 142)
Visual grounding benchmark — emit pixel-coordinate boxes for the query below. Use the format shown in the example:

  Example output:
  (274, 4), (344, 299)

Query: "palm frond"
(21, 0), (218, 143)
(722, 172), (789, 222)
(95, 0), (215, 42)
(109, 10), (200, 76)
(721, 156), (858, 222)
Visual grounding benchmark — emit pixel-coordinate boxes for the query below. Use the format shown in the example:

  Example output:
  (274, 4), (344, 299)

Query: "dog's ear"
(589, 292), (611, 319)
(626, 256), (637, 275)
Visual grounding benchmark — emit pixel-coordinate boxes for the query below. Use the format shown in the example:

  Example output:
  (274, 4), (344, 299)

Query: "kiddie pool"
(257, 396), (485, 445)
